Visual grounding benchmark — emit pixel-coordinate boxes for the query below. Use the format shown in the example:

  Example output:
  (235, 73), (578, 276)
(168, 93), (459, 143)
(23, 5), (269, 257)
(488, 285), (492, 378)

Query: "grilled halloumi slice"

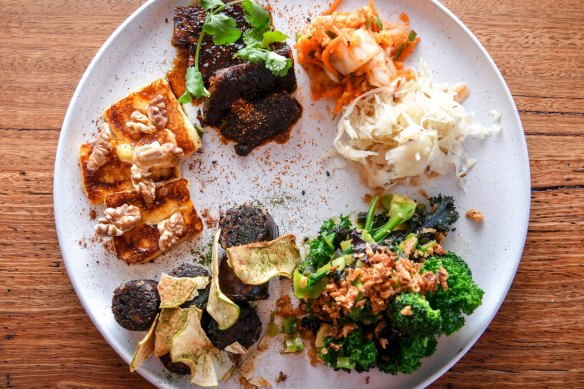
(104, 78), (201, 156)
(104, 178), (203, 264)
(79, 129), (181, 205)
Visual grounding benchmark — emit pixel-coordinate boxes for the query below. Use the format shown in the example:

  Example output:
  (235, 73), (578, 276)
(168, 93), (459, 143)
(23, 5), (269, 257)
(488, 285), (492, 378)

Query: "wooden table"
(1, 0), (582, 387)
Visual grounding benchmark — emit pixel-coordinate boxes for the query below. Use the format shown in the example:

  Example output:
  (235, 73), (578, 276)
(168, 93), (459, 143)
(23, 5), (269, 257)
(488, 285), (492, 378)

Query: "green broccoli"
(388, 292), (442, 337)
(320, 328), (377, 371)
(372, 195), (417, 242)
(298, 215), (351, 274)
(422, 252), (484, 335)
(377, 335), (438, 375)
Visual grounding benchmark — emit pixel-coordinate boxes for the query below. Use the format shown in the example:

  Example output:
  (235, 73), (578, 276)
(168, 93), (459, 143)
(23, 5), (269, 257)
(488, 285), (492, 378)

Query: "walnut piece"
(157, 212), (185, 251)
(466, 208), (485, 222)
(133, 141), (184, 170)
(146, 95), (168, 130)
(126, 110), (157, 135)
(131, 164), (156, 205)
(87, 123), (112, 171)
(95, 204), (141, 237)
(453, 82), (470, 103)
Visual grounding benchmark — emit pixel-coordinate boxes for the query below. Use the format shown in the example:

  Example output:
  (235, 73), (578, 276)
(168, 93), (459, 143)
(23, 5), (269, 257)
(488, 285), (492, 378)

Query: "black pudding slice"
(112, 280), (160, 331)
(203, 302), (262, 350)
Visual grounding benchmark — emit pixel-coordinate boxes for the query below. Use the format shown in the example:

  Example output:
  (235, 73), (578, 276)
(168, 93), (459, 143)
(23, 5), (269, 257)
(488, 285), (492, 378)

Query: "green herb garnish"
(179, 0), (290, 104)
(373, 16), (383, 30)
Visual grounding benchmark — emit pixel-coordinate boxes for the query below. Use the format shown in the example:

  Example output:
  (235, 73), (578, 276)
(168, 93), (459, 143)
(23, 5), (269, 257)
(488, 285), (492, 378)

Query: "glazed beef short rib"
(202, 45), (298, 126)
(173, 4), (249, 84)
(220, 92), (302, 156)
(172, 3), (302, 156)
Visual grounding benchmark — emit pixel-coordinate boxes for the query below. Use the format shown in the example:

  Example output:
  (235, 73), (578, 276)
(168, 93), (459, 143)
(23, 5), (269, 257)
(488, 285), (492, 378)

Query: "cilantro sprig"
(236, 28), (291, 77)
(178, 0), (291, 104)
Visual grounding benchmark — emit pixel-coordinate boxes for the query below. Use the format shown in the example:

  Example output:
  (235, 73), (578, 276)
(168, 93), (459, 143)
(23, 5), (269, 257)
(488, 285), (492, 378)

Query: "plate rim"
(53, 0), (531, 387)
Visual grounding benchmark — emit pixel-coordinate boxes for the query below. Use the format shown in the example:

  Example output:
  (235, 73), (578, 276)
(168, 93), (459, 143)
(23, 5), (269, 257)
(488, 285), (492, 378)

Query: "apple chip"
(170, 306), (233, 387)
(158, 273), (209, 309)
(130, 314), (159, 372)
(154, 308), (189, 357)
(224, 342), (248, 354)
(207, 230), (240, 330)
(226, 234), (301, 285)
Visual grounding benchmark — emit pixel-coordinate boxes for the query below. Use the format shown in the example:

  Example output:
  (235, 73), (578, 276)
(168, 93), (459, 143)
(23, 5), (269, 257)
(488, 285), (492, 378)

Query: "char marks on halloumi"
(79, 133), (181, 205)
(104, 78), (201, 156)
(104, 178), (203, 264)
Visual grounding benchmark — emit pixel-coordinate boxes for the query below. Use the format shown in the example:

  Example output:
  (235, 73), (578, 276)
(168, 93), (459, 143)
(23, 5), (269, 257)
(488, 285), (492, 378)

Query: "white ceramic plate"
(54, 0), (530, 388)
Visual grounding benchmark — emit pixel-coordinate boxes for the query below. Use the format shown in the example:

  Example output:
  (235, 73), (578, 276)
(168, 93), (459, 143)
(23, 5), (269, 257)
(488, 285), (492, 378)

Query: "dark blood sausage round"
(203, 302), (262, 350)
(168, 262), (211, 309)
(219, 203), (279, 249)
(218, 203), (278, 301)
(159, 353), (191, 376)
(112, 280), (160, 331)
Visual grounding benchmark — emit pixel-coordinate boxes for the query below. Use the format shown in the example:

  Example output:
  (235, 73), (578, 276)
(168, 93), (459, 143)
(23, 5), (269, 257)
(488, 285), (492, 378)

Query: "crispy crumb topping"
(466, 208), (485, 222)
(311, 244), (448, 324)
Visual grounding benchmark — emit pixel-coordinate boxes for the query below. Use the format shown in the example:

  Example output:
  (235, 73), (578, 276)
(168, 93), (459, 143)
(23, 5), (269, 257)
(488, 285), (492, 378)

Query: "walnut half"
(133, 141), (184, 170)
(466, 208), (485, 222)
(130, 165), (156, 205)
(86, 123), (112, 172)
(146, 95), (168, 130)
(95, 204), (141, 237)
(126, 111), (157, 135)
(157, 212), (185, 251)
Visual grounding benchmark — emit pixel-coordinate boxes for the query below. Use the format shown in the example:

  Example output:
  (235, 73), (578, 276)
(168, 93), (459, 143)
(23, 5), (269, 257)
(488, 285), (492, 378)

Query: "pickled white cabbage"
(334, 61), (501, 188)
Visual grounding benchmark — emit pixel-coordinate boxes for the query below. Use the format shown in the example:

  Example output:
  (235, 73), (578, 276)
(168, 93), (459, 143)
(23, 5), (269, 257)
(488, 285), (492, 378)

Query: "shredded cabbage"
(334, 60), (501, 188)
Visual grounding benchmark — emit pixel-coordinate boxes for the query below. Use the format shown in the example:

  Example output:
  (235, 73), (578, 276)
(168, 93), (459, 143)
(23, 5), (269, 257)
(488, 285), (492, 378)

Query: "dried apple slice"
(226, 234), (301, 285)
(158, 273), (209, 309)
(206, 230), (240, 330)
(154, 308), (189, 357)
(129, 314), (159, 372)
(170, 306), (233, 387)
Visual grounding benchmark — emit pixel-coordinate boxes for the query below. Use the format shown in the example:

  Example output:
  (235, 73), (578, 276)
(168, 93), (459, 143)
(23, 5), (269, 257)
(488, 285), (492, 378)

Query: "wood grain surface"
(1, 0), (583, 388)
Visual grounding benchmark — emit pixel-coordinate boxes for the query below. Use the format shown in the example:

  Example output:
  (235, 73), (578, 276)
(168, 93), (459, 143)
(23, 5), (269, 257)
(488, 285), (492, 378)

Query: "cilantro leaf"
(243, 27), (266, 47)
(261, 30), (288, 47)
(203, 13), (242, 45)
(177, 90), (192, 104)
(242, 0), (270, 29)
(185, 66), (210, 99)
(236, 46), (268, 63)
(200, 0), (225, 12)
(265, 51), (292, 77)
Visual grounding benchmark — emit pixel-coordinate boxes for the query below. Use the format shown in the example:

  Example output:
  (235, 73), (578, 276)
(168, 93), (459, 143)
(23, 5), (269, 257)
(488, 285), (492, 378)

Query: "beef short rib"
(202, 45), (298, 126)
(173, 4), (249, 84)
(219, 92), (302, 156)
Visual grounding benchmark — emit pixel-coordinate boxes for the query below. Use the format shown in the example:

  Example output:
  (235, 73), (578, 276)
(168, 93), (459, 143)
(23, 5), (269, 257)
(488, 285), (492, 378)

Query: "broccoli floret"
(320, 328), (377, 371)
(410, 194), (459, 233)
(388, 292), (442, 337)
(298, 215), (352, 273)
(377, 335), (438, 375)
(422, 252), (484, 335)
(372, 195), (417, 242)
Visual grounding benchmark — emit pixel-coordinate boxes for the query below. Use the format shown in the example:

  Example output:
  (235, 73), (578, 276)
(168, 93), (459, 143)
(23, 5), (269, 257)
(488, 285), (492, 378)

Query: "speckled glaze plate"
(54, 0), (530, 388)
